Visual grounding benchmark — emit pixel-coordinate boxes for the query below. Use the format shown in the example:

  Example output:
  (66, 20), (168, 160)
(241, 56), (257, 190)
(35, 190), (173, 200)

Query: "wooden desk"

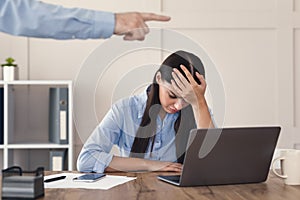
(3, 172), (300, 199)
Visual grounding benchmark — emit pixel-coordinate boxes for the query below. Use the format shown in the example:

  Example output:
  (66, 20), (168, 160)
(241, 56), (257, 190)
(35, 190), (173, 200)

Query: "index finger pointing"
(140, 13), (171, 21)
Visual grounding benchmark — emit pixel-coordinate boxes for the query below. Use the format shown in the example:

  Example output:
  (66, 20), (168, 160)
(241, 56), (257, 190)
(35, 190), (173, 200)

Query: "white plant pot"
(2, 66), (18, 81)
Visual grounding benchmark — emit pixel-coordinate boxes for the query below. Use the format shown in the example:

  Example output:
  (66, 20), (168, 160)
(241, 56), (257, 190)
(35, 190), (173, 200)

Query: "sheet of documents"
(44, 173), (136, 190)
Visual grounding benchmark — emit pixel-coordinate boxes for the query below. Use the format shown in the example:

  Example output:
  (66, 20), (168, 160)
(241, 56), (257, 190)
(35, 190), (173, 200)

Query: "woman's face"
(156, 72), (189, 114)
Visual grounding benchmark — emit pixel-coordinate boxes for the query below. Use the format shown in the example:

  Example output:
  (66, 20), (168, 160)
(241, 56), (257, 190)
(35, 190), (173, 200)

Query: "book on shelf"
(0, 88), (3, 144)
(49, 149), (67, 171)
(49, 87), (68, 144)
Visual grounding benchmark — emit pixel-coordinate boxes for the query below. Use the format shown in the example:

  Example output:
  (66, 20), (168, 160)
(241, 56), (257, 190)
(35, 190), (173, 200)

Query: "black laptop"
(158, 127), (281, 186)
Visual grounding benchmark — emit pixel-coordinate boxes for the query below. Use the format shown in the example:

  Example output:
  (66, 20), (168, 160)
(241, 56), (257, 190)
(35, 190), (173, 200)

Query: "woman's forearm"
(105, 156), (182, 172)
(192, 97), (214, 129)
(105, 156), (148, 172)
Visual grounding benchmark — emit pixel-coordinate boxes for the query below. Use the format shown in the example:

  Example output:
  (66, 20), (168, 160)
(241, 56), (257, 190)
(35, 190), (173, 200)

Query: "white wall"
(1, 0), (300, 167)
(162, 0), (300, 148)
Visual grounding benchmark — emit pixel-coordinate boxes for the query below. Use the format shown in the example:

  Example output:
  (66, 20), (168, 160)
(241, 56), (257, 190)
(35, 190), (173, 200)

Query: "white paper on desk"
(44, 173), (136, 190)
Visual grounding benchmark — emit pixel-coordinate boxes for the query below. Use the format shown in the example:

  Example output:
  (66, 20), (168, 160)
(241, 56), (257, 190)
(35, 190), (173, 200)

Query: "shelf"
(7, 144), (70, 149)
(0, 80), (72, 85)
(0, 80), (73, 170)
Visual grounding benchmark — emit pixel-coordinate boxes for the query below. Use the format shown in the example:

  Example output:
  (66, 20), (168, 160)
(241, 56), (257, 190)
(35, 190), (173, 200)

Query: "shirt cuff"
(92, 11), (115, 39)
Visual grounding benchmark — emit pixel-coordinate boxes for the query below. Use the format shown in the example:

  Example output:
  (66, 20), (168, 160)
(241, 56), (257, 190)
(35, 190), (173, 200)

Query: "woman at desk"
(77, 50), (215, 173)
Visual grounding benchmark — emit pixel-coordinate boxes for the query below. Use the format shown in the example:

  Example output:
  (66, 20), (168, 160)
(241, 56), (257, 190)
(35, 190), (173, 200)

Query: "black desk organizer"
(1, 166), (44, 199)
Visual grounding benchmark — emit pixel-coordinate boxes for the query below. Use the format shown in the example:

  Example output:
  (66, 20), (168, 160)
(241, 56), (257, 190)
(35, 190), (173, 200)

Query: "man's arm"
(0, 0), (170, 40)
(0, 0), (114, 39)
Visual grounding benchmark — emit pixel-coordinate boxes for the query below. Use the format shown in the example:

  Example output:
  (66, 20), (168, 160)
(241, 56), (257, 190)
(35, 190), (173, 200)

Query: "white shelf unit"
(0, 80), (73, 171)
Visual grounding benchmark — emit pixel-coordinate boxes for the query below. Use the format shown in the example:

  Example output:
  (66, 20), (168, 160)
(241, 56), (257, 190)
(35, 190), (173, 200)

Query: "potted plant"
(1, 57), (18, 81)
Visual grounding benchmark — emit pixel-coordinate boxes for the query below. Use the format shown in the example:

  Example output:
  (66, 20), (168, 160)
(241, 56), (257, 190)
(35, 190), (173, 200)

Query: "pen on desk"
(44, 175), (66, 183)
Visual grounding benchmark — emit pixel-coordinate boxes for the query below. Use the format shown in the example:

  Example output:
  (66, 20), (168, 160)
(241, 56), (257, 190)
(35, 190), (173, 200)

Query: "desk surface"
(3, 171), (300, 200)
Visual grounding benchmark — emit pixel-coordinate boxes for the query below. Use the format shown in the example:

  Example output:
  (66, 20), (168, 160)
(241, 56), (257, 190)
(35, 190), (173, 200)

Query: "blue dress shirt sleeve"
(77, 103), (124, 173)
(0, 0), (115, 39)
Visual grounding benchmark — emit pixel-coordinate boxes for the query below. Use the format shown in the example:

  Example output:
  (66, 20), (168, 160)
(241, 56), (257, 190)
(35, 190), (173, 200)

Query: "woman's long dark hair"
(130, 50), (205, 163)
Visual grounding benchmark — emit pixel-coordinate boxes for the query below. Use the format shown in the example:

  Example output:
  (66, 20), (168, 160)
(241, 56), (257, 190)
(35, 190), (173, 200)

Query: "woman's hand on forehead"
(171, 64), (207, 105)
